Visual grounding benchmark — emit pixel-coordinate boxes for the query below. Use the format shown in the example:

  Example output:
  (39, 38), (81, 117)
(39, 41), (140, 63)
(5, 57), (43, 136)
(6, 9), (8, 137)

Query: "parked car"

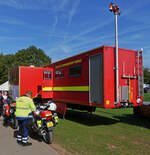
(144, 87), (150, 93)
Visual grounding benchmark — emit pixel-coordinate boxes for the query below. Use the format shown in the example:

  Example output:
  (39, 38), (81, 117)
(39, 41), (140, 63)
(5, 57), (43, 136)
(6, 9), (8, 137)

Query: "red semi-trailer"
(9, 45), (143, 115)
(44, 45), (143, 114)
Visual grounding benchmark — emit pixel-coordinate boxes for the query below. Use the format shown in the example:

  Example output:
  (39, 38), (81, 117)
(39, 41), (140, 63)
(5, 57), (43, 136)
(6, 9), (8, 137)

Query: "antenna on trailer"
(109, 2), (120, 104)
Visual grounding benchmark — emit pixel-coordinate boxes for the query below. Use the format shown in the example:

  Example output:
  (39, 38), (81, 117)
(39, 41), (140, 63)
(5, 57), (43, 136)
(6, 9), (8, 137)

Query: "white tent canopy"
(0, 81), (9, 91)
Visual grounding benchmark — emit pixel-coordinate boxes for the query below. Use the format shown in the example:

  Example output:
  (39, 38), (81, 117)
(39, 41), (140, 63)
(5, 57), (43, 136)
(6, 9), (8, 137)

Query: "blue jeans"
(18, 119), (29, 143)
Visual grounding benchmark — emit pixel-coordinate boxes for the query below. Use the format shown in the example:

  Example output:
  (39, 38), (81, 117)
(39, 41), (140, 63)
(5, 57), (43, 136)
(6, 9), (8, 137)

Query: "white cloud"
(47, 18), (113, 57)
(0, 0), (50, 10)
(64, 19), (113, 44)
(58, 0), (150, 45)
(60, 44), (71, 53)
(51, 0), (80, 30)
(51, 16), (58, 34)
(47, 0), (150, 61)
(59, 0), (69, 10)
(68, 0), (80, 25)
(0, 36), (33, 40)
(0, 16), (26, 25)
(119, 24), (150, 37)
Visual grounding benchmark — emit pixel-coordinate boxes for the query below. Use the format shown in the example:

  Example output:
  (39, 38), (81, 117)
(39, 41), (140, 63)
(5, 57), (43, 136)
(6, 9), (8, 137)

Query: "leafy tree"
(0, 46), (51, 84)
(0, 53), (5, 84)
(0, 54), (15, 84)
(143, 67), (150, 84)
(14, 45), (51, 66)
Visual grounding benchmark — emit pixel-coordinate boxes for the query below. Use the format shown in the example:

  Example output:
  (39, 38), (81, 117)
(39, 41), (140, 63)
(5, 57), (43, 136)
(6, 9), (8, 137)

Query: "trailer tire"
(133, 106), (141, 116)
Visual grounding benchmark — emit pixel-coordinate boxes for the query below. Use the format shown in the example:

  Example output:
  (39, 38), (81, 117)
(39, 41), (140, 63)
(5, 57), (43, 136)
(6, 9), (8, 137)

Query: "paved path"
(0, 117), (59, 155)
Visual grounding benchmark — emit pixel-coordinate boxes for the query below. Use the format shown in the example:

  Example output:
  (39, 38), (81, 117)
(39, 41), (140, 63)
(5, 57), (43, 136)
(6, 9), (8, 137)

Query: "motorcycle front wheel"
(42, 129), (53, 144)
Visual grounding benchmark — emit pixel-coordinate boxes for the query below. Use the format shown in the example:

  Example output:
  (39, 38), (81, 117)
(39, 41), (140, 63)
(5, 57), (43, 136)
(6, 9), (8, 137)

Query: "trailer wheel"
(133, 106), (141, 116)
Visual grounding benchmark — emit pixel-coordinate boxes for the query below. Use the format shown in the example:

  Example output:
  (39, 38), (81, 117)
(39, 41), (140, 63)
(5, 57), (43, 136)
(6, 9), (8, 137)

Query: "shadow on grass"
(65, 110), (119, 126)
(113, 114), (150, 129)
(65, 109), (150, 129)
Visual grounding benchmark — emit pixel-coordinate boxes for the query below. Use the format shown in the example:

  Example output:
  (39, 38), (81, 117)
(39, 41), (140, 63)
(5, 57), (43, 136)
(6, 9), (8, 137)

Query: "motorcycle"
(3, 101), (18, 129)
(29, 101), (58, 144)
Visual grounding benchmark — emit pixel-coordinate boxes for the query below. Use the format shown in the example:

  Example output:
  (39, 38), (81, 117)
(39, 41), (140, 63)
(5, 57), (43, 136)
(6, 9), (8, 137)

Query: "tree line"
(0, 45), (51, 84)
(144, 68), (150, 84)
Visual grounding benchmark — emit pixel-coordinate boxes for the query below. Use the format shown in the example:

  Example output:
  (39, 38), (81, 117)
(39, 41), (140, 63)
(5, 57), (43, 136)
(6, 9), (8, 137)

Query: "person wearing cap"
(15, 90), (36, 146)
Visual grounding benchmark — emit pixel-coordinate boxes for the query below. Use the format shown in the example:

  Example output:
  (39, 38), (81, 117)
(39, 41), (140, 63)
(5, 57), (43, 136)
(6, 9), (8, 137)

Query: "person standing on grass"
(15, 90), (36, 146)
(0, 91), (4, 117)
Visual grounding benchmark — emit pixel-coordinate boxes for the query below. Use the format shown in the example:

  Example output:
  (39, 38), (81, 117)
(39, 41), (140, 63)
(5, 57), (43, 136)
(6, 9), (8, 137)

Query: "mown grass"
(144, 93), (150, 102)
(54, 108), (150, 155)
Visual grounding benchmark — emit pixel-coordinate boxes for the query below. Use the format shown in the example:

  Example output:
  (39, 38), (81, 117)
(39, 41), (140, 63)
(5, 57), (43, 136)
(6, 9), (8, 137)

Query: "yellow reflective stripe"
(55, 59), (82, 69)
(54, 86), (89, 91)
(16, 107), (31, 110)
(42, 86), (89, 92)
(42, 87), (53, 91)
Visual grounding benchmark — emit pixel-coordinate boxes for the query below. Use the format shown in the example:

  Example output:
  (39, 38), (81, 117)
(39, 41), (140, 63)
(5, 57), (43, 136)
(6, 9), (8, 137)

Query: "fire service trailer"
(43, 45), (143, 114)
(9, 66), (53, 100)
(9, 45), (143, 115)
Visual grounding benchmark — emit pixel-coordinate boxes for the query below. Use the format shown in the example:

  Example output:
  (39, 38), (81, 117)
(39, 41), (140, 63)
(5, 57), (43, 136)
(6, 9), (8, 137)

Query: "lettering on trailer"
(55, 59), (82, 69)
(42, 86), (89, 92)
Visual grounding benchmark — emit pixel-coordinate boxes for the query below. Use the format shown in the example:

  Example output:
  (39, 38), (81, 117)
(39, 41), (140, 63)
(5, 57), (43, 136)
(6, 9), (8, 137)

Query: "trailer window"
(9, 71), (18, 84)
(43, 71), (51, 80)
(55, 69), (64, 79)
(69, 64), (82, 77)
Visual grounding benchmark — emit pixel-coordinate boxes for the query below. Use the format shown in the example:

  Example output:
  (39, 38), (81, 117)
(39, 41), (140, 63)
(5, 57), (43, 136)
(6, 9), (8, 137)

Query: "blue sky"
(0, 0), (150, 68)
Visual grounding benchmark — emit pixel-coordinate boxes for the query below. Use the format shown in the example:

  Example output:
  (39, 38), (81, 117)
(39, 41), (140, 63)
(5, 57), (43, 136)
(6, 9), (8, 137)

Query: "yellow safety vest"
(15, 96), (36, 118)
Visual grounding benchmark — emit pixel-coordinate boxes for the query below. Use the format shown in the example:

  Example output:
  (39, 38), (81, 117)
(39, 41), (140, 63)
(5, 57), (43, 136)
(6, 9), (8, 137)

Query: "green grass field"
(144, 93), (150, 102)
(53, 107), (150, 155)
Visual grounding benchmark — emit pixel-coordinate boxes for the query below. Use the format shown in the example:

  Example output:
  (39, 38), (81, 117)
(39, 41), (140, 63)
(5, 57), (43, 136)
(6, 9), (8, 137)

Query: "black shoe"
(17, 140), (22, 145)
(22, 142), (32, 146)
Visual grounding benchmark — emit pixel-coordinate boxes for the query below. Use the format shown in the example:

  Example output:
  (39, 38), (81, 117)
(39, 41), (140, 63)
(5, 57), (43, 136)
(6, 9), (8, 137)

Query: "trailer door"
(89, 54), (103, 104)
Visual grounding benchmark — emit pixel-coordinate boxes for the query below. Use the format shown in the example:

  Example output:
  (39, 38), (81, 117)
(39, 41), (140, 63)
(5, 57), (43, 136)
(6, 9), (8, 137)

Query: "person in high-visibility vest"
(15, 90), (36, 146)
